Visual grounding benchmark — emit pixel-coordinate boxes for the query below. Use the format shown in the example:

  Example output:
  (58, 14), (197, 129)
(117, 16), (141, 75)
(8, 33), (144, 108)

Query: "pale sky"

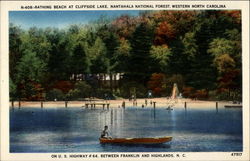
(9, 10), (141, 29)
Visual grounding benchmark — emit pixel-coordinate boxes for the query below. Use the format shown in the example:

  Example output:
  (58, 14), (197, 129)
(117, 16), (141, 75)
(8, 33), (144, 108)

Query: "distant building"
(70, 73), (124, 89)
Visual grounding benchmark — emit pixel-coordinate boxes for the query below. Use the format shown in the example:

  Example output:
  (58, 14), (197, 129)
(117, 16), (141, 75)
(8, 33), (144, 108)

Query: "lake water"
(10, 106), (242, 152)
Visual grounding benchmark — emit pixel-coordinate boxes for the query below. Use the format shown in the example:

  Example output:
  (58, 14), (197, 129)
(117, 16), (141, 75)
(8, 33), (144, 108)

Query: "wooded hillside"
(9, 10), (241, 101)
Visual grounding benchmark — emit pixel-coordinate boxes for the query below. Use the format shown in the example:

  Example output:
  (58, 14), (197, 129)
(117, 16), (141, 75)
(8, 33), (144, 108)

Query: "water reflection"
(10, 107), (242, 152)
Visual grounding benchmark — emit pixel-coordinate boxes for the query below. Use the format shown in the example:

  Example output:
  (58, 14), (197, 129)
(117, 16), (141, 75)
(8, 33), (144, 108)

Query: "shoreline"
(9, 98), (240, 109)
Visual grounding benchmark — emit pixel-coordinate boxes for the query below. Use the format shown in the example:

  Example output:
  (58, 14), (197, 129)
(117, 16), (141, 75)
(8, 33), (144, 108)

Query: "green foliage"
(71, 43), (90, 77)
(9, 10), (242, 100)
(102, 31), (120, 72)
(126, 23), (154, 83)
(66, 81), (91, 100)
(86, 37), (108, 74)
(95, 88), (114, 99)
(116, 39), (131, 57)
(208, 32), (241, 71)
(216, 88), (241, 101)
(66, 89), (79, 100)
(120, 81), (147, 98)
(15, 49), (46, 99)
(113, 38), (131, 72)
(9, 78), (17, 100)
(22, 27), (51, 62)
(208, 38), (235, 57)
(75, 81), (91, 95)
(46, 89), (65, 101)
(182, 32), (198, 59)
(16, 50), (46, 83)
(166, 39), (189, 76)
(207, 33), (241, 99)
(150, 45), (171, 72)
(46, 29), (72, 80)
(213, 54), (235, 73)
(9, 24), (23, 81)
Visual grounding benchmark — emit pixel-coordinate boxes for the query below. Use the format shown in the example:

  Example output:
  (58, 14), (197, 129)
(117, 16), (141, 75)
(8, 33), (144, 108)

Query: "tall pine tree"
(126, 23), (154, 85)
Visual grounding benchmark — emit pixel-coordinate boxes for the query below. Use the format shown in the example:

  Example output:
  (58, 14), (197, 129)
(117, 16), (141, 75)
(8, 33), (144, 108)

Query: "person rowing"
(100, 125), (112, 139)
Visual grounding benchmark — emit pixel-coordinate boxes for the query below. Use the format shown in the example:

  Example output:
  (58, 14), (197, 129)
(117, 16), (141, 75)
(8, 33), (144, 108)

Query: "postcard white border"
(1, 1), (249, 161)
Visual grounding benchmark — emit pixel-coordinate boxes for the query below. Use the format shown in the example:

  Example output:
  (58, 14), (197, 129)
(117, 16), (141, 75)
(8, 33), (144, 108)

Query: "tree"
(46, 89), (65, 101)
(153, 11), (197, 41)
(47, 29), (72, 81)
(126, 23), (154, 84)
(208, 37), (241, 76)
(182, 32), (198, 60)
(208, 38), (235, 58)
(213, 54), (236, 74)
(9, 78), (17, 100)
(113, 38), (131, 72)
(16, 50), (46, 98)
(182, 12), (219, 90)
(97, 25), (120, 90)
(86, 37), (108, 74)
(111, 15), (137, 39)
(166, 39), (188, 76)
(66, 81), (92, 100)
(154, 21), (176, 45)
(9, 10), (242, 100)
(208, 36), (241, 100)
(147, 73), (166, 96)
(20, 27), (51, 89)
(23, 27), (51, 62)
(150, 45), (171, 72)
(9, 24), (23, 81)
(71, 43), (90, 80)
(16, 50), (46, 83)
(224, 29), (241, 67)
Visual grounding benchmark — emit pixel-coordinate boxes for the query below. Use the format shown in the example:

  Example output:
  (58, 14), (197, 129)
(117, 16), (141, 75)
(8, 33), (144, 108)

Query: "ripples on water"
(10, 107), (242, 152)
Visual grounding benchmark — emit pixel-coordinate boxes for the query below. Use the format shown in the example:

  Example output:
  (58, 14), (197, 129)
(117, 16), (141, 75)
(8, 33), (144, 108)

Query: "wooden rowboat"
(99, 136), (172, 144)
(224, 105), (242, 108)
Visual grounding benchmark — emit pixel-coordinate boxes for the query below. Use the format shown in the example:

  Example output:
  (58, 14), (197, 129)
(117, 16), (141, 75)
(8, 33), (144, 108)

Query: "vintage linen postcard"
(0, 0), (249, 161)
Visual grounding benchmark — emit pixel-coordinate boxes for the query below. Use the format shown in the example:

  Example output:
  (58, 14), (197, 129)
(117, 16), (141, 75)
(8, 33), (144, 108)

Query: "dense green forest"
(9, 10), (242, 101)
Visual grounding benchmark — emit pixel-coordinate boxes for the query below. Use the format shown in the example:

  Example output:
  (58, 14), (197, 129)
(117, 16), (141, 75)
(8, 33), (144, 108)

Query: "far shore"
(9, 98), (240, 109)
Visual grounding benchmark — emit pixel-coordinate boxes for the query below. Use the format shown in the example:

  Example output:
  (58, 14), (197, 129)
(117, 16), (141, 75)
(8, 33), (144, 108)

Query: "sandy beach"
(9, 98), (238, 109)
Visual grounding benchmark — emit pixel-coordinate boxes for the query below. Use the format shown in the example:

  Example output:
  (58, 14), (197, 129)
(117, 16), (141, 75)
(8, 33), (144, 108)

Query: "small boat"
(166, 107), (173, 110)
(224, 105), (242, 108)
(99, 136), (172, 144)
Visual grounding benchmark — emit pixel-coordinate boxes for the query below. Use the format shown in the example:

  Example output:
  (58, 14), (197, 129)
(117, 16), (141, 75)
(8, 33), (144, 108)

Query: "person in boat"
(100, 125), (112, 139)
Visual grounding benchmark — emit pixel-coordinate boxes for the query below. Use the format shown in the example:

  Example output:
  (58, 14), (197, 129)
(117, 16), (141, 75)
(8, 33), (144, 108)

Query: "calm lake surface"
(10, 106), (242, 152)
